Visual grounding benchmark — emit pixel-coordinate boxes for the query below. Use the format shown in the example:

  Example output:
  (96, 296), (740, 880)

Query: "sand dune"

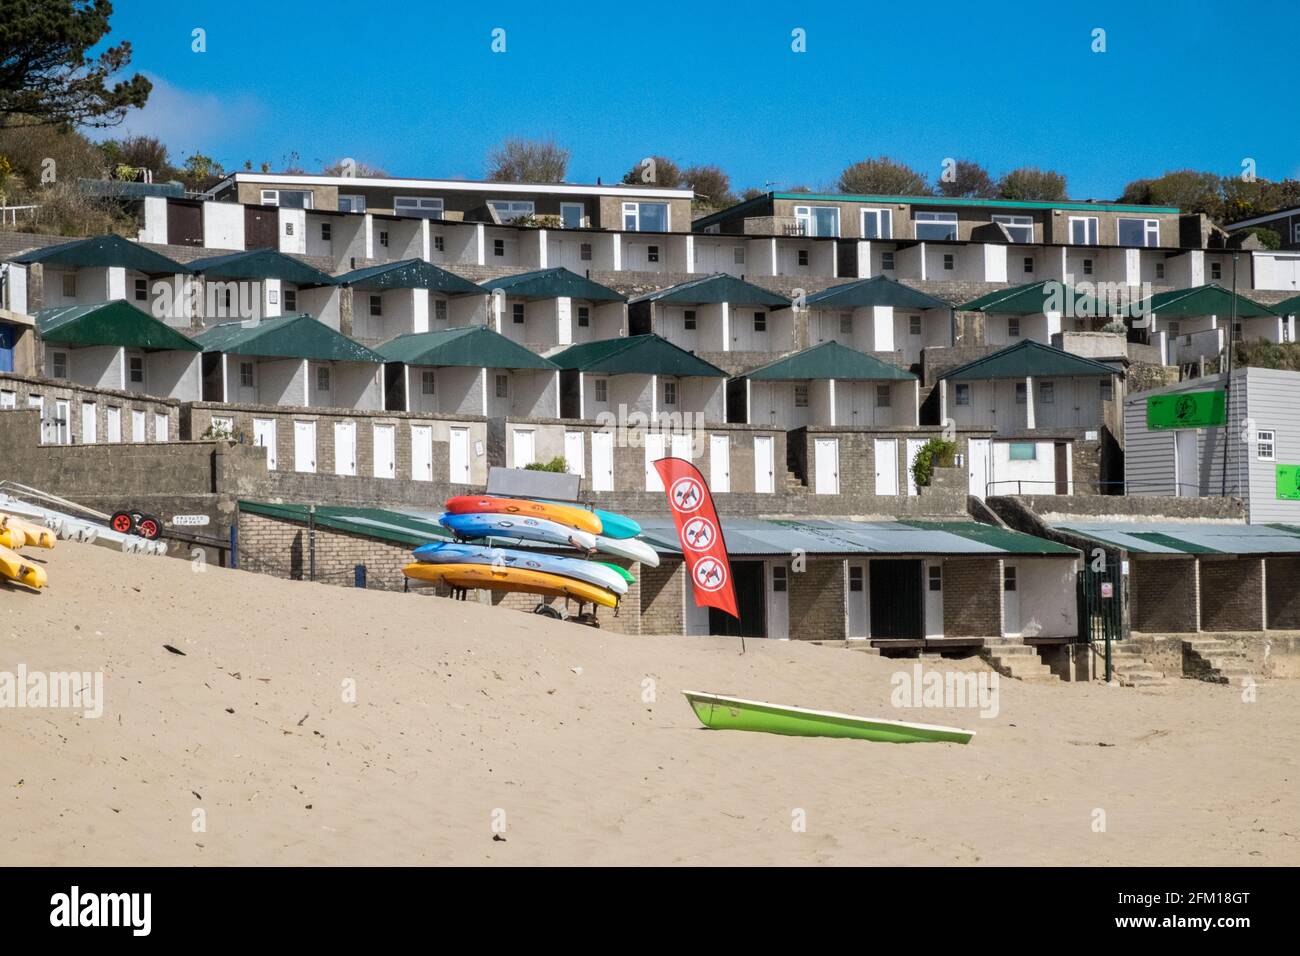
(1, 539), (1297, 866)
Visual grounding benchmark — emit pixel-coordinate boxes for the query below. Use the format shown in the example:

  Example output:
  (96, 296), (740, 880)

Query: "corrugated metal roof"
(941, 339), (1119, 381)
(480, 267), (625, 302)
(745, 341), (915, 381)
(35, 300), (200, 352)
(12, 234), (187, 274)
(549, 334), (726, 377)
(1050, 521), (1300, 555)
(1134, 283), (1276, 318)
(194, 313), (381, 362)
(239, 501), (450, 547)
(335, 258), (483, 295)
(959, 280), (1111, 316)
(188, 249), (335, 287)
(804, 275), (952, 310)
(374, 326), (557, 370)
(628, 273), (790, 308)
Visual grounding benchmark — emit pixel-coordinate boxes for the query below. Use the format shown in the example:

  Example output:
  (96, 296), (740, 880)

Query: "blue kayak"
(439, 512), (597, 551)
(412, 542), (628, 595)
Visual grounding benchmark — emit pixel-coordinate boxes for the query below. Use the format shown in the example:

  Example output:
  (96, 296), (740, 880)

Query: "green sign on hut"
(1146, 390), (1226, 430)
(1277, 464), (1300, 501)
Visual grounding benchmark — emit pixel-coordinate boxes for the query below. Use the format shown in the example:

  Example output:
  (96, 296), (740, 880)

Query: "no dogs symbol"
(681, 516), (717, 553)
(669, 476), (705, 513)
(693, 556), (728, 592)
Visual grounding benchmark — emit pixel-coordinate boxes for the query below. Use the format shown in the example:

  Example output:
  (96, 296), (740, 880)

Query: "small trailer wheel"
(533, 604), (563, 619)
(137, 514), (162, 540)
(110, 511), (135, 534)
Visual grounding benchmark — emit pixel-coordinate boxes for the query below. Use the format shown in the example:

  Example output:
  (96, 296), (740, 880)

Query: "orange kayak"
(445, 496), (602, 535)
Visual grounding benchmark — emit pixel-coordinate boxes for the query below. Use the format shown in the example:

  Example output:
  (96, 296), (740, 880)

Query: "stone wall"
(788, 560), (845, 641)
(1199, 558), (1264, 632)
(639, 562), (685, 635)
(1, 372), (180, 442)
(942, 558), (1002, 637)
(1131, 558), (1199, 633)
(1266, 556), (1300, 629)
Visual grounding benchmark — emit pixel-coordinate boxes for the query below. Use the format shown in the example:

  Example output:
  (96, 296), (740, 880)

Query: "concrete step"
(980, 647), (1060, 683)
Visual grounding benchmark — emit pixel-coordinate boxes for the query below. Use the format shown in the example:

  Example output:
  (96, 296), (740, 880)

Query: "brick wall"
(1131, 558), (1199, 633)
(639, 561), (685, 635)
(1200, 558), (1264, 632)
(942, 558), (1002, 637)
(788, 560), (845, 640)
(1, 372), (180, 442)
(236, 508), (414, 590)
(1267, 556), (1300, 629)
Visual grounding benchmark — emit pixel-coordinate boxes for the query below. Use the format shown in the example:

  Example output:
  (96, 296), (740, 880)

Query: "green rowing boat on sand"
(683, 691), (975, 744)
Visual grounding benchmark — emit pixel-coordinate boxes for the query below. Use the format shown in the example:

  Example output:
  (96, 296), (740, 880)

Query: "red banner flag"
(653, 456), (738, 620)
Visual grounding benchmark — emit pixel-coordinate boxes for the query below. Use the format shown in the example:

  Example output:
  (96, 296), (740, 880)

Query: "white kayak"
(594, 534), (659, 567)
(412, 542), (629, 595)
(440, 512), (597, 551)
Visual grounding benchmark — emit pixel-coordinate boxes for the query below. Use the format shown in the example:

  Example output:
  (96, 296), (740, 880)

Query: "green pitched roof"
(480, 267), (625, 302)
(958, 279), (1113, 316)
(375, 326), (557, 370)
(941, 339), (1119, 381)
(192, 314), (381, 362)
(549, 334), (726, 377)
(238, 501), (451, 548)
(12, 234), (187, 274)
(1270, 294), (1300, 316)
(746, 341), (915, 381)
(628, 273), (789, 308)
(336, 258), (483, 295)
(187, 249), (335, 286)
(34, 300), (200, 352)
(1134, 283), (1277, 318)
(805, 275), (951, 310)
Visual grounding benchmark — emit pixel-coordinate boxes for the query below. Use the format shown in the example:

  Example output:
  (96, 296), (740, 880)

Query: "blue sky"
(104, 0), (1299, 198)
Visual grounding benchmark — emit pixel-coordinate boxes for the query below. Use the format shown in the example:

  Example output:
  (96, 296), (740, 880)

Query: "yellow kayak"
(403, 561), (618, 608)
(445, 496), (603, 535)
(0, 543), (47, 590)
(0, 513), (56, 549)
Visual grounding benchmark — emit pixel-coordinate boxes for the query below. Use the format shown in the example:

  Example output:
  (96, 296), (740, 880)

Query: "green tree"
(178, 152), (223, 192)
(935, 159), (996, 199)
(0, 0), (151, 129)
(99, 134), (174, 180)
(622, 155), (683, 187)
(1119, 169), (1222, 218)
(998, 166), (1068, 201)
(486, 137), (569, 182)
(682, 164), (735, 209)
(837, 156), (929, 195)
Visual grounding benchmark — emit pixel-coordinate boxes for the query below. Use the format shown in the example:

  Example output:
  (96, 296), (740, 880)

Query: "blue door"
(0, 324), (14, 373)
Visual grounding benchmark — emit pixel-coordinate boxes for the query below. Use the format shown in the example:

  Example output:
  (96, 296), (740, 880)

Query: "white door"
(449, 426), (471, 483)
(294, 420), (316, 473)
(373, 423), (395, 478)
(645, 432), (666, 491)
(334, 421), (357, 476)
(1175, 430), (1198, 496)
(814, 437), (840, 494)
(924, 561), (944, 639)
(967, 438), (991, 498)
(154, 411), (168, 442)
(753, 435), (775, 493)
(253, 418), (277, 470)
(767, 562), (789, 639)
(846, 561), (869, 639)
(512, 428), (536, 468)
(54, 400), (69, 445)
(709, 434), (730, 493)
(906, 438), (926, 496)
(564, 430), (585, 476)
(874, 438), (899, 495)
(592, 430), (614, 491)
(410, 424), (433, 481)
(28, 396), (47, 444)
(671, 432), (693, 461)
(1003, 562), (1021, 636)
(0, 391), (13, 409)
(105, 406), (121, 443)
(80, 401), (96, 444)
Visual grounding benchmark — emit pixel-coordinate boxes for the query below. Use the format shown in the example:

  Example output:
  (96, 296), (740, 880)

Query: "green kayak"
(683, 691), (974, 744)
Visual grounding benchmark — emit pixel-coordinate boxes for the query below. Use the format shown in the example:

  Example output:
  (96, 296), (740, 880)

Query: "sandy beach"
(1, 539), (1297, 866)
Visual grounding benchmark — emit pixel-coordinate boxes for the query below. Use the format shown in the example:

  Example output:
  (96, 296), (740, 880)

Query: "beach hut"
(187, 249), (339, 328)
(6, 234), (189, 319)
(335, 258), (488, 341)
(627, 273), (792, 354)
(479, 267), (626, 350)
(804, 275), (952, 367)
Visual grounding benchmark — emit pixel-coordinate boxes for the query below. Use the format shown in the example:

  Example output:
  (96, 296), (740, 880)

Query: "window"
(488, 200), (535, 222)
(434, 299), (448, 322)
(377, 230), (389, 248)
(51, 351), (67, 378)
(240, 362), (254, 388)
(909, 315), (921, 335)
(421, 370), (436, 395)
(321, 222), (332, 241)
(338, 194), (365, 214)
(129, 356), (144, 384)
(797, 249), (809, 267)
(683, 310), (696, 331)
(493, 238), (505, 257)
(580, 242), (592, 261)
(560, 203), (584, 229)
(876, 384), (891, 407)
(268, 289), (279, 305)
(1082, 258), (1094, 276)
(647, 245), (660, 263)
(1009, 442), (1037, 460)
(1015, 382), (1027, 404)
(1100, 378), (1113, 401)
(794, 384), (809, 407)
(993, 214), (1034, 243)
(369, 294), (383, 317)
(954, 383), (971, 406)
(394, 196), (443, 219)
(663, 380), (677, 405)
(1118, 217), (1160, 247)
(1024, 256), (1035, 274)
(793, 205), (840, 237)
(943, 253), (955, 271)
(732, 247), (745, 265)
(623, 201), (669, 232)
(134, 277), (148, 301)
(839, 313), (853, 334)
(1069, 216), (1099, 245)
(316, 367), (331, 391)
(1155, 262), (1165, 279)
(593, 378), (608, 402)
(62, 273), (76, 298)
(1008, 317), (1021, 338)
(861, 208), (892, 239)
(1258, 429), (1276, 461)
(848, 565), (864, 592)
(772, 564), (788, 593)
(1168, 321), (1181, 337)
(1039, 381), (1055, 404)
(753, 312), (767, 332)
(1004, 566), (1018, 592)
(283, 289), (296, 312)
(1210, 262), (1222, 280)
(433, 235), (445, 253)
(928, 565), (942, 592)
(915, 211), (958, 241)
(577, 306), (590, 327)
(512, 303), (525, 324)
(261, 189), (313, 209)
(285, 221), (294, 236)
(496, 374), (509, 398)
(881, 252), (895, 271)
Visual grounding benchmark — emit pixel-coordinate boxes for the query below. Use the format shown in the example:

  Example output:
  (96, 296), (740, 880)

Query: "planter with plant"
(910, 437), (957, 489)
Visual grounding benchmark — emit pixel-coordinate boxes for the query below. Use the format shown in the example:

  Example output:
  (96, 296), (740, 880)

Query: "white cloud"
(89, 73), (262, 159)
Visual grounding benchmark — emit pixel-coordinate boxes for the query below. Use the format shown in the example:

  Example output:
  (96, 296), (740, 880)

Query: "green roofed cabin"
(335, 258), (489, 342)
(958, 280), (1125, 347)
(375, 325), (559, 418)
(1126, 284), (1280, 366)
(549, 333), (727, 423)
(733, 341), (919, 429)
(479, 267), (626, 351)
(627, 274), (792, 356)
(35, 300), (203, 401)
(187, 249), (340, 329)
(193, 313), (384, 410)
(803, 276), (953, 367)
(6, 234), (188, 318)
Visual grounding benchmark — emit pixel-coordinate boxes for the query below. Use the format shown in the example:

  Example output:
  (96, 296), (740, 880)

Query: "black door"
(245, 207), (277, 249)
(167, 200), (204, 246)
(709, 560), (765, 637)
(559, 369), (582, 419)
(869, 559), (923, 638)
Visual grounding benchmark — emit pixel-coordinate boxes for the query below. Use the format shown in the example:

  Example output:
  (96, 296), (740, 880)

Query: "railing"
(0, 204), (39, 226)
(984, 479), (1211, 496)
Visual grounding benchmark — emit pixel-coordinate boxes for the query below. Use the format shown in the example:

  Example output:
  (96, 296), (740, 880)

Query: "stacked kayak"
(404, 496), (657, 611)
(0, 512), (53, 591)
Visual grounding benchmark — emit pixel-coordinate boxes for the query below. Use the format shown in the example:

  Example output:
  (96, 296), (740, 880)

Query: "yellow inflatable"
(403, 561), (618, 608)
(0, 513), (56, 549)
(0, 543), (48, 590)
